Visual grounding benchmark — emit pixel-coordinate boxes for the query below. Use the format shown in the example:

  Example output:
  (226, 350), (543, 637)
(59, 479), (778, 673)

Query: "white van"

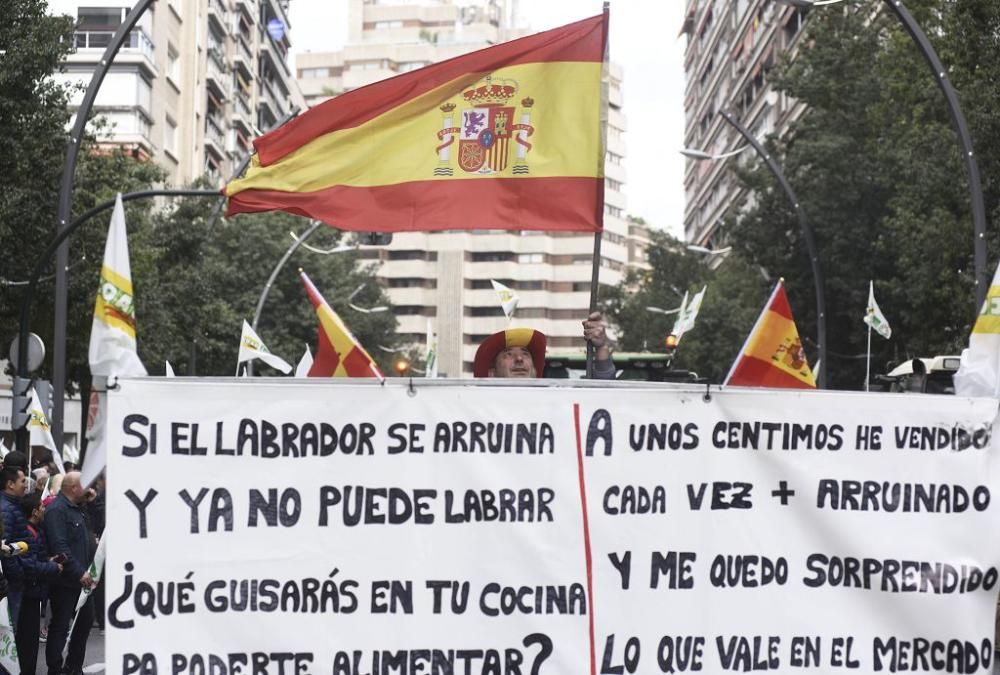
(883, 355), (961, 394)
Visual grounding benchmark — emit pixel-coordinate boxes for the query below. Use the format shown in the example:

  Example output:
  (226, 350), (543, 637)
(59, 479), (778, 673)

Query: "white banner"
(105, 381), (1000, 675)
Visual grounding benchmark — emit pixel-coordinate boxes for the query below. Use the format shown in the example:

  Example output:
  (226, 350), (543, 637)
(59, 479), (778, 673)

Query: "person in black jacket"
(17, 492), (61, 675)
(0, 466), (29, 627)
(42, 472), (96, 675)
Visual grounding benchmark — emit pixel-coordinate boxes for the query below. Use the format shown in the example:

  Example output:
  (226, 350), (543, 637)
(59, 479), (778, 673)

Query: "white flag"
(294, 345), (314, 377)
(676, 285), (707, 336)
(27, 386), (65, 474)
(425, 319), (438, 378)
(164, 361), (176, 377)
(84, 194), (146, 487)
(863, 281), (892, 339)
(237, 320), (292, 374)
(0, 596), (18, 672)
(88, 194), (147, 378)
(0, 440), (8, 460)
(956, 261), (1000, 396)
(670, 291), (690, 338)
(62, 441), (80, 466)
(490, 280), (519, 320)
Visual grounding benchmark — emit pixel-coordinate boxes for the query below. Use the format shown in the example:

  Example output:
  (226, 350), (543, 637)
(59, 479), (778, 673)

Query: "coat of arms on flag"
(436, 76), (535, 177)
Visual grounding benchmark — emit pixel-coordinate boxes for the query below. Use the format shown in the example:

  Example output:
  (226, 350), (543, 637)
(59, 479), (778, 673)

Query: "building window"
(388, 250), (436, 261)
(471, 251), (515, 263)
(398, 61), (427, 73)
(517, 253), (543, 264)
(606, 151), (623, 166)
(164, 116), (177, 156)
(166, 44), (180, 84)
(468, 306), (505, 317)
(606, 178), (623, 192)
(299, 67), (331, 78)
(374, 20), (403, 29)
(605, 204), (623, 218)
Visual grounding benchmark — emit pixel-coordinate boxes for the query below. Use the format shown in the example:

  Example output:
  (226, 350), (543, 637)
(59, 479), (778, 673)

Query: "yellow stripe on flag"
(971, 286), (1000, 334)
(227, 61), (602, 195)
(93, 264), (137, 338)
(744, 311), (815, 386)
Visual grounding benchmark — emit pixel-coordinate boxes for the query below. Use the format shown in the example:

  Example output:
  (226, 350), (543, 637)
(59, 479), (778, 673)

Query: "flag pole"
(865, 321), (872, 392)
(587, 1), (611, 379)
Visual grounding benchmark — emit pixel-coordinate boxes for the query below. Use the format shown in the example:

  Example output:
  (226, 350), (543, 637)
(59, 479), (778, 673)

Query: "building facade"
(296, 0), (645, 377)
(50, 0), (305, 187)
(681, 0), (809, 249)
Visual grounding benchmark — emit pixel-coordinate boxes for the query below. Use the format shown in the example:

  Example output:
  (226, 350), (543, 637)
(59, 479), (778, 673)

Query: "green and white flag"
(425, 319), (438, 378)
(864, 281), (892, 339)
(490, 280), (519, 320)
(237, 320), (292, 374)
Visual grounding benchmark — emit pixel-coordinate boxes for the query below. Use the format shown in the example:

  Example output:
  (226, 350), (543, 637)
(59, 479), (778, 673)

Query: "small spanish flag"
(225, 13), (608, 233)
(724, 279), (816, 389)
(300, 271), (384, 380)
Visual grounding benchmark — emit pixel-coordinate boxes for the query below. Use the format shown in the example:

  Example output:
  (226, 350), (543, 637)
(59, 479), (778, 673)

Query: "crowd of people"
(0, 452), (104, 675)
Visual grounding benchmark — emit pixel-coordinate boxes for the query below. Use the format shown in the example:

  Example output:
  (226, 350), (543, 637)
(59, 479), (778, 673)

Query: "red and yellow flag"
(724, 280), (816, 389)
(300, 271), (384, 380)
(225, 14), (608, 233)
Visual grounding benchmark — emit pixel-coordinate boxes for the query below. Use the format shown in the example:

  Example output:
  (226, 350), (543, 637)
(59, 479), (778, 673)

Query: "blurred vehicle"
(544, 352), (700, 383)
(870, 355), (960, 394)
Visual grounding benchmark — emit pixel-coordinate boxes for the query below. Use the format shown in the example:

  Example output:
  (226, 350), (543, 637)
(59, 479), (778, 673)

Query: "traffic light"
(10, 376), (31, 430)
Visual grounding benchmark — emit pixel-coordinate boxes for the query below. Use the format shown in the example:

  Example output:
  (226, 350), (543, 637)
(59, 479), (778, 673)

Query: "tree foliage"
(725, 0), (1000, 389)
(604, 230), (768, 383)
(1, 0), (397, 397)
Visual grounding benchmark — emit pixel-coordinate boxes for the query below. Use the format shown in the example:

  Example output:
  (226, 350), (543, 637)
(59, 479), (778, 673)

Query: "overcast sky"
(287, 1), (687, 237)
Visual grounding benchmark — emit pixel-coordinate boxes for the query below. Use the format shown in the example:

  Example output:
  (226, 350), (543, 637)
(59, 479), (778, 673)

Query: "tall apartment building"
(295, 0), (645, 377)
(681, 0), (809, 249)
(49, 0), (305, 187)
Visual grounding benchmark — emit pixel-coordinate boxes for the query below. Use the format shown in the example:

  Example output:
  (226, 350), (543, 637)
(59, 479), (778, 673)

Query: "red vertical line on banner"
(573, 403), (597, 675)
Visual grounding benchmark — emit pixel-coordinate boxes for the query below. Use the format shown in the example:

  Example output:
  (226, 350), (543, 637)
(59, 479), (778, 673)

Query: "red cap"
(473, 328), (546, 378)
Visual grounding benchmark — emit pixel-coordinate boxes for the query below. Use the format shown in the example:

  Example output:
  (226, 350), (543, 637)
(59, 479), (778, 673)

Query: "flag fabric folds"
(300, 271), (384, 380)
(725, 280), (816, 389)
(84, 194), (146, 487)
(956, 261), (1000, 397)
(673, 285), (707, 339)
(864, 281), (892, 339)
(89, 194), (147, 379)
(425, 319), (438, 379)
(238, 321), (292, 374)
(490, 280), (520, 320)
(164, 361), (176, 377)
(27, 386), (65, 474)
(295, 345), (314, 378)
(225, 14), (608, 233)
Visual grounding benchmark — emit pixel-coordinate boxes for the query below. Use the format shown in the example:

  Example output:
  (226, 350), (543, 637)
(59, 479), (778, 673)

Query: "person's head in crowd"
(1, 465), (27, 498)
(20, 491), (45, 525)
(60, 471), (86, 505)
(3, 450), (28, 473)
(63, 462), (79, 473)
(473, 328), (547, 379)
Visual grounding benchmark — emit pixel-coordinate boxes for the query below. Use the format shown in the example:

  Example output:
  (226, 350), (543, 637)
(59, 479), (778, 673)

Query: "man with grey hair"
(43, 471), (97, 675)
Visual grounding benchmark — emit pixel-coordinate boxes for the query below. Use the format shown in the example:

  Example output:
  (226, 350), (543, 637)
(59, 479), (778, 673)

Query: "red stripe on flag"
(257, 15), (605, 165)
(727, 355), (814, 389)
(308, 323), (341, 377)
(227, 177), (604, 233)
(343, 347), (382, 378)
(768, 285), (794, 321)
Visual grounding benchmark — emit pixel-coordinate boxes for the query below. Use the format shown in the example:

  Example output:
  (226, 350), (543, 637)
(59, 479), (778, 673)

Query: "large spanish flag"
(300, 270), (384, 380)
(225, 13), (608, 232)
(725, 280), (816, 389)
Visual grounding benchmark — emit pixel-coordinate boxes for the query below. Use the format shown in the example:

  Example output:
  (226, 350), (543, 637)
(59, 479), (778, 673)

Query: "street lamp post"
(778, 0), (988, 308)
(684, 111), (828, 387)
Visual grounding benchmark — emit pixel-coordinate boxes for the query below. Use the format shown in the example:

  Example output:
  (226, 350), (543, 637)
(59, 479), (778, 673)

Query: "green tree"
(0, 0), (163, 390)
(131, 198), (398, 377)
(604, 230), (768, 383)
(727, 0), (1000, 389)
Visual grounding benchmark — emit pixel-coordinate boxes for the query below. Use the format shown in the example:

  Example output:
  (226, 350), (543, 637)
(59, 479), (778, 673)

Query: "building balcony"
(206, 47), (230, 102)
(205, 115), (227, 159)
(207, 0), (228, 33)
(72, 29), (156, 79)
